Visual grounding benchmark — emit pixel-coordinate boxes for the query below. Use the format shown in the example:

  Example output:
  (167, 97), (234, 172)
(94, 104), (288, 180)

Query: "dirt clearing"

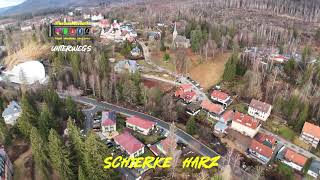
(4, 42), (50, 69)
(189, 52), (231, 90)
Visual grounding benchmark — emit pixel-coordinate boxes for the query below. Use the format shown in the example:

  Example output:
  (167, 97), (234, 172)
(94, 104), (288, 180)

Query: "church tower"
(172, 22), (178, 46)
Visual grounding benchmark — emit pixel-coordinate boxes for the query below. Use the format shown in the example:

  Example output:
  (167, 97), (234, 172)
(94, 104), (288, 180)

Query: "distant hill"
(0, 0), (104, 16)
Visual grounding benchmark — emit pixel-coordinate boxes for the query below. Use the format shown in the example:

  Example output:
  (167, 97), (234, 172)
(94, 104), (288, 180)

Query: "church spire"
(172, 22), (178, 46)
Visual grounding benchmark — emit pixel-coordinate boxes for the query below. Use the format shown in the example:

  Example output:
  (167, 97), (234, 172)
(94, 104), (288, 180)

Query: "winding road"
(59, 93), (254, 179)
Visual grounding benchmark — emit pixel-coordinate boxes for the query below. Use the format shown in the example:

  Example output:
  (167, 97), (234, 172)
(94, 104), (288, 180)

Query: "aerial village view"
(0, 0), (319, 180)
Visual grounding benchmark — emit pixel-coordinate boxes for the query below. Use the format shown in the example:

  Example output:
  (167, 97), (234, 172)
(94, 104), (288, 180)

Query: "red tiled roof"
(200, 100), (224, 115)
(102, 119), (116, 126)
(234, 112), (260, 129)
(114, 132), (144, 154)
(174, 84), (192, 97)
(149, 145), (161, 156)
(181, 91), (196, 102)
(250, 139), (273, 158)
(302, 122), (320, 139)
(284, 148), (307, 167)
(126, 116), (156, 130)
(101, 111), (116, 126)
(160, 137), (176, 154)
(221, 110), (235, 123)
(249, 99), (272, 113)
(180, 84), (192, 90)
(255, 133), (276, 146)
(211, 90), (229, 101)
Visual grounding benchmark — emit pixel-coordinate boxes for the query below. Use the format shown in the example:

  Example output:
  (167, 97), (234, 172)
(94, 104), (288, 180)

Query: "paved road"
(59, 94), (254, 179)
(260, 128), (320, 161)
(59, 93), (220, 158)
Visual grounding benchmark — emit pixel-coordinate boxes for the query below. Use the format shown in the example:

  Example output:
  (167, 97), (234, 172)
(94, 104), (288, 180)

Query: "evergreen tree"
(78, 166), (87, 180)
(186, 117), (197, 135)
(67, 118), (85, 175)
(17, 94), (38, 137)
(65, 96), (77, 119)
(38, 104), (56, 140)
(294, 104), (309, 131)
(83, 131), (112, 180)
(70, 52), (80, 84)
(20, 93), (38, 125)
(43, 89), (63, 117)
(190, 26), (202, 52)
(30, 127), (48, 179)
(284, 58), (296, 76)
(223, 53), (238, 81)
(48, 129), (73, 180)
(0, 118), (8, 144)
(163, 53), (170, 62)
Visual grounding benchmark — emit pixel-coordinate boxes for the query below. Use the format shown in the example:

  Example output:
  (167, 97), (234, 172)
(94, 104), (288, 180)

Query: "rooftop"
(211, 90), (230, 101)
(309, 159), (320, 174)
(249, 139), (273, 158)
(214, 122), (228, 131)
(220, 110), (235, 123)
(2, 101), (21, 117)
(126, 116), (156, 130)
(255, 132), (276, 148)
(284, 148), (307, 167)
(302, 122), (320, 139)
(114, 132), (144, 154)
(180, 91), (196, 102)
(101, 111), (116, 126)
(200, 100), (224, 115)
(249, 99), (272, 113)
(233, 112), (260, 129)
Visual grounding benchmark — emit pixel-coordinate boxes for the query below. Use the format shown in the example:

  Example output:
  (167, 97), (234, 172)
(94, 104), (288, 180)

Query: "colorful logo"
(69, 28), (76, 36)
(77, 28), (84, 36)
(62, 28), (69, 36)
(54, 27), (62, 36)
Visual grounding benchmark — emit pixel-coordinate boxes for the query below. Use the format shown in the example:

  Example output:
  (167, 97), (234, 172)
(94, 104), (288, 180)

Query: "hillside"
(0, 0), (102, 16)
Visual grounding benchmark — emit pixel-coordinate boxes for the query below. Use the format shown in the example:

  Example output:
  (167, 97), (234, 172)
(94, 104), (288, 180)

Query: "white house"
(2, 101), (22, 125)
(101, 111), (116, 133)
(200, 100), (225, 121)
(248, 133), (276, 164)
(113, 132), (144, 157)
(231, 112), (261, 138)
(91, 13), (104, 21)
(126, 116), (156, 135)
(300, 122), (320, 148)
(277, 146), (307, 171)
(211, 90), (232, 107)
(248, 99), (272, 121)
(21, 25), (32, 31)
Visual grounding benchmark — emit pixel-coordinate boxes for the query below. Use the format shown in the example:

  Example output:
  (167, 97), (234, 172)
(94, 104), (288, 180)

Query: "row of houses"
(173, 83), (320, 178)
(99, 110), (175, 159)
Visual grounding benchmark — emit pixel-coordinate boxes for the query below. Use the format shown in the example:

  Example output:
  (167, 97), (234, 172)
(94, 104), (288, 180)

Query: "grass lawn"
(278, 127), (296, 141)
(293, 137), (311, 150)
(141, 148), (155, 157)
(132, 131), (163, 145)
(263, 116), (296, 141)
(228, 103), (248, 113)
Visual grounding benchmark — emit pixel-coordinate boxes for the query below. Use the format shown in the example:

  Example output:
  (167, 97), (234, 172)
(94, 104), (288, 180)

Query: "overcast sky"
(0, 0), (26, 8)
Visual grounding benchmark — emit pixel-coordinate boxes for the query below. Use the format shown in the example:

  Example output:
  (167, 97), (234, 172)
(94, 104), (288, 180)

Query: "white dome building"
(4, 61), (47, 85)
